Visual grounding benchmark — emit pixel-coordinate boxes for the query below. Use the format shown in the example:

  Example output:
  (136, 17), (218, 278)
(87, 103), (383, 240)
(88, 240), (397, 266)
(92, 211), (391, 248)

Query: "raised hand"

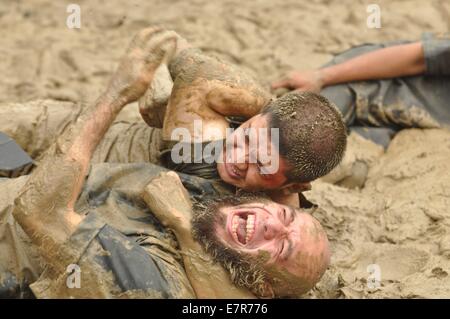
(271, 70), (324, 93)
(106, 27), (178, 106)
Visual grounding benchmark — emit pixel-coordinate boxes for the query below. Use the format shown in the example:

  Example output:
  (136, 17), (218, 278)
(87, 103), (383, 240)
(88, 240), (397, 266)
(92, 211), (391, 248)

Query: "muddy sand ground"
(1, 0), (449, 298)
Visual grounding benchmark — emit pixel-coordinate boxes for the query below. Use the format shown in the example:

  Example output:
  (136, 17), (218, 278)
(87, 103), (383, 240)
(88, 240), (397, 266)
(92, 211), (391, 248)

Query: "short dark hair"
(261, 91), (347, 183)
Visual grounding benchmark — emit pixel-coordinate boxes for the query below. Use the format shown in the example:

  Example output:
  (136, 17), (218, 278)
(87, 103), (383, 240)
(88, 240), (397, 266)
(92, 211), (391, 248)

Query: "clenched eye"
(280, 240), (285, 256)
(279, 239), (289, 260)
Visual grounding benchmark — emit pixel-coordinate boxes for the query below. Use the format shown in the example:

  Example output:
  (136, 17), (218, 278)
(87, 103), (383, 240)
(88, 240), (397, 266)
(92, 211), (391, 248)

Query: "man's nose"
(263, 219), (287, 240)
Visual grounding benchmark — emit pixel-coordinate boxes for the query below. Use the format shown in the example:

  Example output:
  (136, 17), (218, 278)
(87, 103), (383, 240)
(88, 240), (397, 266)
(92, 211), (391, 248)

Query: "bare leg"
(142, 171), (255, 298)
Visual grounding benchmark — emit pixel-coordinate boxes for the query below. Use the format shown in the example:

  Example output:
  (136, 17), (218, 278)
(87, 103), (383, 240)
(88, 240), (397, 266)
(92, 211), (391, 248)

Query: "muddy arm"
(142, 172), (255, 298)
(138, 32), (191, 127)
(273, 42), (425, 92)
(12, 28), (177, 271)
(206, 81), (271, 118)
(138, 64), (173, 128)
(167, 41), (271, 118)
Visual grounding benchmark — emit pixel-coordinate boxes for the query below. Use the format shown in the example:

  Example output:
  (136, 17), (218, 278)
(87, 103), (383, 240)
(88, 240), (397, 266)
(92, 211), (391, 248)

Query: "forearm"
(66, 94), (127, 203)
(12, 27), (176, 274)
(12, 93), (125, 272)
(14, 95), (125, 222)
(169, 45), (270, 118)
(141, 172), (255, 298)
(320, 42), (425, 86)
(206, 82), (270, 118)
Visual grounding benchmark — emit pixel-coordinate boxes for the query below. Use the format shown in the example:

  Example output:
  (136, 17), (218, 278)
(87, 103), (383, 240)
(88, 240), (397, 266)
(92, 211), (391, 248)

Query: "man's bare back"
(139, 37), (271, 142)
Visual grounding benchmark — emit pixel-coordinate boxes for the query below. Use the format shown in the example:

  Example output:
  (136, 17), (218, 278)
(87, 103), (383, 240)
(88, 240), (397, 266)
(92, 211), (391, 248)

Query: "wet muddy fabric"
(0, 163), (233, 298)
(320, 32), (450, 147)
(0, 99), (163, 165)
(0, 132), (34, 178)
(0, 176), (42, 298)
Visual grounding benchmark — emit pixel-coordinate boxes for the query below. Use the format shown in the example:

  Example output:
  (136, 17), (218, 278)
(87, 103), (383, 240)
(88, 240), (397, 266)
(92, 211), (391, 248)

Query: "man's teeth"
(232, 216), (239, 241)
(245, 215), (255, 244)
(231, 214), (255, 244)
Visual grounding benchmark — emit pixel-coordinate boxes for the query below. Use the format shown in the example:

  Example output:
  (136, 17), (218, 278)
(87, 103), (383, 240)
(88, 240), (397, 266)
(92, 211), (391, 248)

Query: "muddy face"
(217, 202), (330, 295)
(192, 197), (330, 297)
(217, 114), (291, 191)
(215, 202), (326, 262)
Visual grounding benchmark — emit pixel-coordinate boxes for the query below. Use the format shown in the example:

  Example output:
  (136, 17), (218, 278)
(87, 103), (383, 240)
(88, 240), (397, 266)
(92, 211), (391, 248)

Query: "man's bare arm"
(142, 172), (255, 298)
(206, 80), (271, 118)
(12, 28), (177, 269)
(165, 40), (271, 118)
(138, 34), (192, 127)
(272, 42), (425, 92)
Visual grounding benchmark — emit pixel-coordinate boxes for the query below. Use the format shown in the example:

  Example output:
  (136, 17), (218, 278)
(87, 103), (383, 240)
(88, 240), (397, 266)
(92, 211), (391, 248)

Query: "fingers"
(271, 77), (291, 89)
(129, 27), (179, 63)
(146, 31), (178, 63)
(129, 26), (164, 50)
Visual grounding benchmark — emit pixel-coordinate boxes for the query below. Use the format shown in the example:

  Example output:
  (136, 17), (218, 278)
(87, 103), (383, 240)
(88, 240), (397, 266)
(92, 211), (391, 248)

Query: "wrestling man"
(1, 28), (347, 207)
(0, 28), (330, 299)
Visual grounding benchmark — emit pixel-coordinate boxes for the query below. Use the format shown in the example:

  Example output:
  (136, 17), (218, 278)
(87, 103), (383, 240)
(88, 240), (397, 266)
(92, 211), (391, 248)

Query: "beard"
(191, 193), (271, 297)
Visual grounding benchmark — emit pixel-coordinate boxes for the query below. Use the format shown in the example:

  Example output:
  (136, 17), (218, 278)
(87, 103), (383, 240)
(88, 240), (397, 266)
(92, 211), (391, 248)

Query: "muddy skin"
(2, 1), (449, 300)
(141, 35), (347, 208)
(141, 171), (255, 298)
(6, 28), (253, 298)
(12, 27), (179, 283)
(159, 46), (271, 141)
(0, 99), (164, 166)
(138, 64), (173, 128)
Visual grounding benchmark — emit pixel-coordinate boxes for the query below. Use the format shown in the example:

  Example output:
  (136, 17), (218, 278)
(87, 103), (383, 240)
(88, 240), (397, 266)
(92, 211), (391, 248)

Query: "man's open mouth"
(230, 212), (256, 245)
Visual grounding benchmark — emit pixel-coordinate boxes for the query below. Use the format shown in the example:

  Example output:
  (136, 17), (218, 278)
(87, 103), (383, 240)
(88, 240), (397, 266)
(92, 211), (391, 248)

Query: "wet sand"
(1, 0), (449, 298)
